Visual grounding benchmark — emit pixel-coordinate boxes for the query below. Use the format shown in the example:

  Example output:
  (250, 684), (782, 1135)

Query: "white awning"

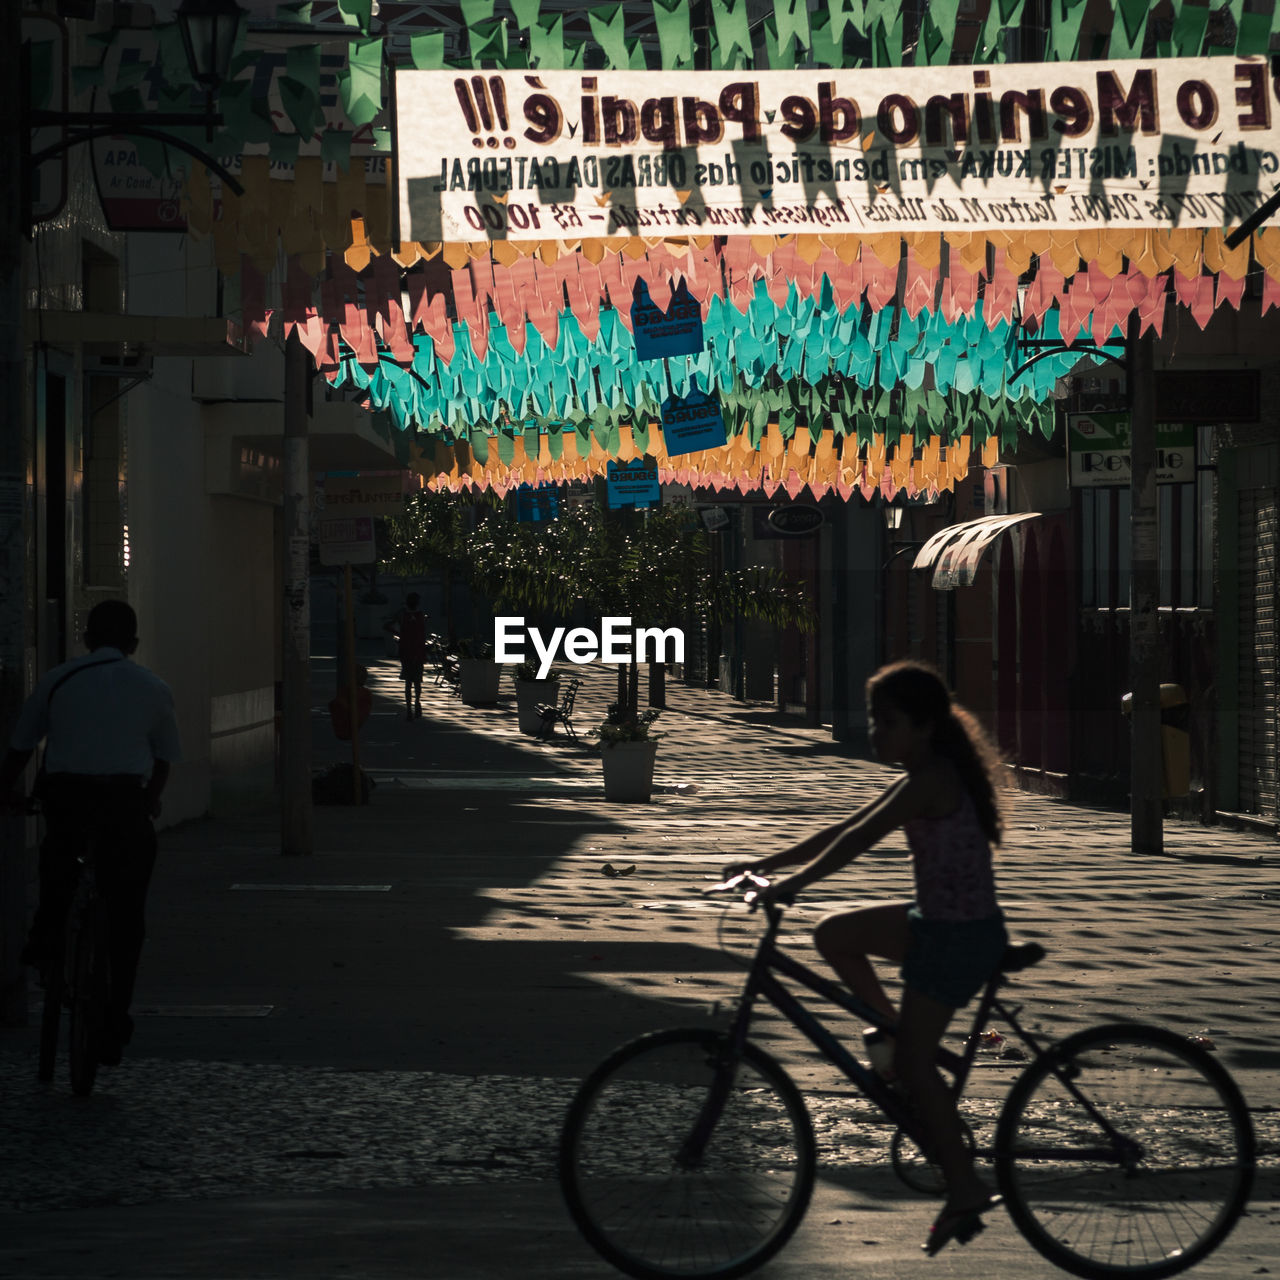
(912, 514), (1041, 590)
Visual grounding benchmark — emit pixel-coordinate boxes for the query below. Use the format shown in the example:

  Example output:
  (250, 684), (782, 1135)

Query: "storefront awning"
(913, 514), (1041, 590)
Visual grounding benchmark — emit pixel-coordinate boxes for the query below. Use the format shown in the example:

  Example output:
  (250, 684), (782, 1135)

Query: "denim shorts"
(900, 904), (1008, 1008)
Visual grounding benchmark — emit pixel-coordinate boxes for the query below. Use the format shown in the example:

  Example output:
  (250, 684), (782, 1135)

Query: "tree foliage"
(381, 490), (816, 714)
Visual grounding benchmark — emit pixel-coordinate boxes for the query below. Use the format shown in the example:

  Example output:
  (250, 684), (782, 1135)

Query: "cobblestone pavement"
(1, 653), (1276, 1276)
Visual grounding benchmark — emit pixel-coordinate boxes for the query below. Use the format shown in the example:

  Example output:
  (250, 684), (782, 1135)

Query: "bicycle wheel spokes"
(996, 1024), (1254, 1280)
(561, 1029), (815, 1280)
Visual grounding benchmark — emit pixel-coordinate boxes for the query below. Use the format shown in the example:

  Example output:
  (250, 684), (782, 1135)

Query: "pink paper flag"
(1215, 271), (1246, 312)
(1262, 272), (1280, 315)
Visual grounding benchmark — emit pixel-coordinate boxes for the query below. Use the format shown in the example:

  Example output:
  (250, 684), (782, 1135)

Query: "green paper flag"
(529, 14), (566, 68)
(807, 12), (842, 67)
(589, 3), (631, 70)
(340, 37), (384, 127)
(276, 3), (314, 24)
(469, 17), (509, 65)
(652, 0), (695, 68)
(920, 1), (958, 65)
(410, 32), (446, 68)
(773, 0), (811, 56)
(1110, 0), (1150, 57)
(710, 0), (752, 65)
(1235, 7), (1272, 55)
(71, 63), (106, 94)
(461, 0), (496, 24)
(336, 0), (373, 33)
(1045, 0), (1088, 61)
(286, 43), (320, 86)
(322, 128), (354, 171)
(269, 131), (302, 164)
(510, 0), (542, 27)
(978, 0), (1025, 62)
(279, 76), (322, 140)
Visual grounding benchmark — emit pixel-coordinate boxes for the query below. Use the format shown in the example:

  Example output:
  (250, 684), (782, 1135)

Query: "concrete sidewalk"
(1, 650), (1276, 1279)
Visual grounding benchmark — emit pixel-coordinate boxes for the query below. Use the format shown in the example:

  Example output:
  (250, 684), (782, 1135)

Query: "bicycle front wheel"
(560, 1028), (816, 1280)
(995, 1023), (1255, 1280)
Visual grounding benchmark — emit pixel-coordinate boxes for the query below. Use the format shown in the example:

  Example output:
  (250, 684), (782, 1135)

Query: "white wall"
(124, 234), (280, 824)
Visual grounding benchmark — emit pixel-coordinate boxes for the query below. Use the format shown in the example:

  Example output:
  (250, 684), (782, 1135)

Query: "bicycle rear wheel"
(37, 967), (62, 1083)
(67, 901), (111, 1097)
(995, 1023), (1255, 1280)
(560, 1028), (816, 1280)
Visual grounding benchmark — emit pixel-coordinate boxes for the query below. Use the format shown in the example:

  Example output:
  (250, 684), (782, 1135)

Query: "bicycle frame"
(699, 899), (1066, 1161)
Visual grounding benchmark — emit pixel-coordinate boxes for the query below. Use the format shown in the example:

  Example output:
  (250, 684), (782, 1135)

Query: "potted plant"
(457, 638), (502, 706)
(513, 659), (561, 735)
(596, 703), (663, 802)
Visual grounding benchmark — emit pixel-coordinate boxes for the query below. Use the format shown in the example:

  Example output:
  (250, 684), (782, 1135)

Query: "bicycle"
(559, 872), (1255, 1280)
(31, 803), (113, 1098)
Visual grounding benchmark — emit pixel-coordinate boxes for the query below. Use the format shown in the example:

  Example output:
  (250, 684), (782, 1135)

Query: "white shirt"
(10, 648), (183, 777)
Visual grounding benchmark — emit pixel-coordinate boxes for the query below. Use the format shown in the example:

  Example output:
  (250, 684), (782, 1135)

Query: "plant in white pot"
(513, 660), (560, 735)
(457, 638), (502, 706)
(596, 703), (663, 803)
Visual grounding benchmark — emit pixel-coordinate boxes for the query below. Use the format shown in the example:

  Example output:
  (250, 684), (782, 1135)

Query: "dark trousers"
(33, 776), (158, 1027)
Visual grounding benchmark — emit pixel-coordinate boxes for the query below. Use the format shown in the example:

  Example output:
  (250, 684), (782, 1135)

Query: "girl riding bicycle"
(734, 659), (1007, 1256)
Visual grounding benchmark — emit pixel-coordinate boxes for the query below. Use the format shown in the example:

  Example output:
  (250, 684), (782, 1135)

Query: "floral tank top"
(903, 789), (999, 921)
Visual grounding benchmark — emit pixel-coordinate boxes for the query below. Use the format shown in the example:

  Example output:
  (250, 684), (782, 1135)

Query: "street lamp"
(176, 0), (246, 91)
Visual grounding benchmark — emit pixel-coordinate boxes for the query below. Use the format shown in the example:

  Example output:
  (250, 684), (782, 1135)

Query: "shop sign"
(1067, 413), (1195, 487)
(321, 473), (407, 517)
(606, 461), (661, 507)
(766, 504), (825, 535)
(318, 516), (375, 566)
(396, 58), (1280, 241)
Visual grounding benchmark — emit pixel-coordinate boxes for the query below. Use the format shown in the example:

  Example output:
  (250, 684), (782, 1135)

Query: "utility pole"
(281, 329), (313, 855)
(1127, 317), (1163, 854)
(1, 3), (28, 1024)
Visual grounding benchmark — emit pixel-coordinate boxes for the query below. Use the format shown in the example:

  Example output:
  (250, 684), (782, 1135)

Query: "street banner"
(322, 473), (408, 517)
(606, 460), (661, 507)
(395, 58), (1280, 241)
(1067, 413), (1195, 487)
(318, 516), (376, 566)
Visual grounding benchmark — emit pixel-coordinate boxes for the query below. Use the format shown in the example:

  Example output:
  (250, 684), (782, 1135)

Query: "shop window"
(1078, 427), (1214, 609)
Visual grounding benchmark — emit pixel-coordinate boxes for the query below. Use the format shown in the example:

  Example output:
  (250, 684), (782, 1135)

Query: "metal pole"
(0, 3), (29, 1025)
(281, 329), (313, 855)
(343, 562), (361, 805)
(1128, 317), (1163, 853)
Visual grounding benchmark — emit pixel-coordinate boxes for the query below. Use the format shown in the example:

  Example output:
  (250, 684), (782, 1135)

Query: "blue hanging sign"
(606, 460), (661, 508)
(516, 483), (560, 523)
(661, 388), (727, 456)
(631, 278), (705, 361)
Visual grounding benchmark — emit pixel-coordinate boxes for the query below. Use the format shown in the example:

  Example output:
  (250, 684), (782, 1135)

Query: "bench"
(536, 678), (582, 740)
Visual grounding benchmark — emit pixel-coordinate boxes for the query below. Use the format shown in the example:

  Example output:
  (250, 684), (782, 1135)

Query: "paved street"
(1, 650), (1277, 1279)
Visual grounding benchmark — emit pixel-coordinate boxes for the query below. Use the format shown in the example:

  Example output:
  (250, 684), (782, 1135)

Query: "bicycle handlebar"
(702, 870), (795, 913)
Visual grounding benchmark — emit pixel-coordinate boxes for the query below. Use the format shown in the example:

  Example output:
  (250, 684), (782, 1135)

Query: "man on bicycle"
(0, 599), (181, 1065)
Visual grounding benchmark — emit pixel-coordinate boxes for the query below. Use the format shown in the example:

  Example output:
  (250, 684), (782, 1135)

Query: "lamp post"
(2, 0), (248, 1025)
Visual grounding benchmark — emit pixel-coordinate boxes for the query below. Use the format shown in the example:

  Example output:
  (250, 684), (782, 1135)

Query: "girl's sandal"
(922, 1194), (1003, 1257)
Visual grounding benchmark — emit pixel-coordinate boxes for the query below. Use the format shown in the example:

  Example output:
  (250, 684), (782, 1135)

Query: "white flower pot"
(459, 658), (502, 705)
(601, 739), (658, 803)
(515, 678), (559, 734)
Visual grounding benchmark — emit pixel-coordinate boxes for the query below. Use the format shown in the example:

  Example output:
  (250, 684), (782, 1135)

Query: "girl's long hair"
(867, 660), (1004, 846)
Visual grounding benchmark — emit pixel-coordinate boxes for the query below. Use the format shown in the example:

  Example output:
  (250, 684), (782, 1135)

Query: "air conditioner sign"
(1068, 413), (1194, 487)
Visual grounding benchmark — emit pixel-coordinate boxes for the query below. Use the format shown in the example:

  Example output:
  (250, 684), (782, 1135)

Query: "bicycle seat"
(999, 941), (1046, 973)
